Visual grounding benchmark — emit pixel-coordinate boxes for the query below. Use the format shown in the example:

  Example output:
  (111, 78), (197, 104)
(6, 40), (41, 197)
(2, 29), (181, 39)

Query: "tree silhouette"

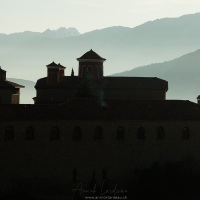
(76, 78), (97, 98)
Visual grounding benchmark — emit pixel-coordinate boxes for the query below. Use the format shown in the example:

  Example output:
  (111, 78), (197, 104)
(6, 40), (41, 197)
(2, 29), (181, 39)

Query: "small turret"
(71, 68), (74, 77)
(77, 49), (106, 80)
(46, 62), (66, 85)
(0, 66), (6, 81)
(197, 95), (200, 105)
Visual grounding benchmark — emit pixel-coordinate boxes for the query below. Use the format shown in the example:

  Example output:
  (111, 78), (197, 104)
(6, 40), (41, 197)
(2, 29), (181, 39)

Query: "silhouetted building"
(0, 67), (24, 104)
(1, 50), (200, 199)
(34, 50), (168, 104)
(0, 99), (200, 198)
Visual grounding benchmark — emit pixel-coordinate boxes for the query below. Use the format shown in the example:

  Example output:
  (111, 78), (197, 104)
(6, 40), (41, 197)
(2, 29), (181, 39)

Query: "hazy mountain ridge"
(113, 49), (200, 102)
(42, 27), (80, 38)
(1, 12), (200, 90)
(0, 27), (80, 40)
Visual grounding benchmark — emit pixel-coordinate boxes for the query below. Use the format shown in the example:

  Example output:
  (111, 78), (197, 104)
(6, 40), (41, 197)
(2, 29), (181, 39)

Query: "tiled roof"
(0, 80), (24, 88)
(102, 77), (168, 90)
(77, 49), (106, 61)
(35, 76), (168, 91)
(35, 76), (81, 89)
(0, 99), (199, 121)
(46, 62), (66, 68)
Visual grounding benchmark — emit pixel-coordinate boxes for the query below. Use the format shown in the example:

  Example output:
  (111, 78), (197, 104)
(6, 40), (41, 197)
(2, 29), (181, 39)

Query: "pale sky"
(0, 0), (200, 34)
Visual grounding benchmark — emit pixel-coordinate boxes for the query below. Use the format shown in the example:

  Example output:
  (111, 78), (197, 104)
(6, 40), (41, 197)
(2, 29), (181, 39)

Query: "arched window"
(117, 126), (125, 139)
(102, 169), (107, 181)
(73, 169), (77, 184)
(73, 126), (82, 141)
(182, 127), (190, 139)
(5, 126), (14, 140)
(50, 127), (60, 140)
(94, 126), (103, 140)
(87, 65), (93, 73)
(156, 126), (165, 140)
(90, 170), (97, 187)
(137, 127), (146, 140)
(25, 126), (35, 140)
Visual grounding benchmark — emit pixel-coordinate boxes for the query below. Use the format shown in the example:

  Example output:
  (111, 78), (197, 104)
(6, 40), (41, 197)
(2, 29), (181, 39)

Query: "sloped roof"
(58, 63), (66, 69)
(46, 62), (66, 69)
(0, 67), (6, 73)
(0, 80), (24, 89)
(46, 61), (58, 67)
(35, 76), (168, 91)
(77, 49), (106, 61)
(35, 76), (81, 89)
(0, 99), (199, 121)
(102, 77), (168, 90)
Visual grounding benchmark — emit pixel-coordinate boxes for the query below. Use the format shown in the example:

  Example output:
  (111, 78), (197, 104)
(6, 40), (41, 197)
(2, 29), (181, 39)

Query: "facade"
(0, 67), (24, 104)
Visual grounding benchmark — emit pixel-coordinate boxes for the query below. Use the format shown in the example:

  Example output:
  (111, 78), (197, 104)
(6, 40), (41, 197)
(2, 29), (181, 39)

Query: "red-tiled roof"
(0, 80), (24, 88)
(77, 49), (106, 61)
(35, 76), (168, 91)
(0, 100), (199, 121)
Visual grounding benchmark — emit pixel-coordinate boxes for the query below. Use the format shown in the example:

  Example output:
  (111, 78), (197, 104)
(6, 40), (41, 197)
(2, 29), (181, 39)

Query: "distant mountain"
(42, 27), (80, 38)
(1, 13), (200, 81)
(113, 49), (200, 102)
(8, 78), (35, 104)
(0, 27), (80, 41)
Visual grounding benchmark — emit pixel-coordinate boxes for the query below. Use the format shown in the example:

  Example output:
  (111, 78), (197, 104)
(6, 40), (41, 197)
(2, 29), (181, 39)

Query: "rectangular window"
(5, 126), (14, 140)
(25, 127), (35, 140)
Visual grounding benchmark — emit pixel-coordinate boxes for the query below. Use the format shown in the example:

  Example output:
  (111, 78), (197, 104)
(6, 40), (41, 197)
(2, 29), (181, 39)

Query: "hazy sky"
(0, 0), (200, 34)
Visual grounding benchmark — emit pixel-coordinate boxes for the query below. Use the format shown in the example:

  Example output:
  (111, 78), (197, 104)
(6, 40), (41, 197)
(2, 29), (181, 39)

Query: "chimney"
(0, 67), (6, 81)
(197, 95), (200, 105)
(46, 62), (66, 85)
(71, 68), (74, 77)
(58, 63), (66, 77)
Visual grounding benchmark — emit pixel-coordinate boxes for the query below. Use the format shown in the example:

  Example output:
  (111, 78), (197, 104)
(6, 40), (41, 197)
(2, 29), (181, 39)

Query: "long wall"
(104, 89), (166, 100)
(36, 89), (166, 104)
(0, 119), (199, 193)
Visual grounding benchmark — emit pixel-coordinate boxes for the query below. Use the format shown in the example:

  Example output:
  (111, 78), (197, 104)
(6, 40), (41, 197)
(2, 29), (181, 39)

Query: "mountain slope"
(113, 49), (200, 102)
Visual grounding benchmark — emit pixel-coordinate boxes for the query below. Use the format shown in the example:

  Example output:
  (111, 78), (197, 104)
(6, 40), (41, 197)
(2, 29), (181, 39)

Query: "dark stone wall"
(0, 119), (198, 198)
